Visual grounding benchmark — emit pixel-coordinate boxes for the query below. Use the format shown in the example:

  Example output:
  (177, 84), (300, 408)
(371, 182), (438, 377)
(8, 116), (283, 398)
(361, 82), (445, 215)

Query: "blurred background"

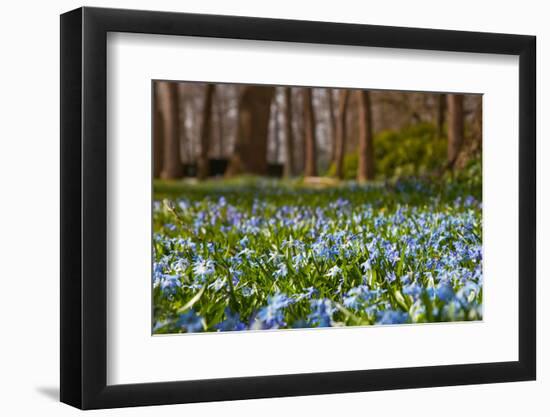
(153, 81), (482, 183)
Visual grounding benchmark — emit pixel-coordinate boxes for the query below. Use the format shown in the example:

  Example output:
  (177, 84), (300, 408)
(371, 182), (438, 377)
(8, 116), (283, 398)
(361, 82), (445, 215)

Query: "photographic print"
(152, 81), (483, 334)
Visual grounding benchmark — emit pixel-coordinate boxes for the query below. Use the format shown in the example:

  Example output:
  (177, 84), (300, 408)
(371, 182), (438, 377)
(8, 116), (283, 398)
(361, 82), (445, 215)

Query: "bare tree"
(157, 81), (183, 179)
(327, 89), (337, 165)
(357, 90), (374, 182)
(291, 89), (305, 174)
(215, 87), (225, 157)
(177, 83), (190, 165)
(197, 84), (215, 180)
(283, 87), (294, 177)
(447, 94), (464, 168)
(436, 93), (446, 139)
(273, 95), (281, 163)
(334, 89), (350, 179)
(302, 88), (318, 177)
(226, 86), (275, 176)
(153, 83), (164, 178)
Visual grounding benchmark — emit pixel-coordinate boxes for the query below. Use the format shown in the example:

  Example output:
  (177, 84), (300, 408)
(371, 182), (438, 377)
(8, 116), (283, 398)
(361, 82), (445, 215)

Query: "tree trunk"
(177, 83), (190, 165)
(302, 88), (318, 177)
(472, 95), (483, 152)
(357, 90), (374, 182)
(197, 84), (215, 180)
(447, 94), (464, 168)
(158, 82), (183, 179)
(283, 87), (294, 178)
(226, 86), (275, 176)
(327, 89), (337, 165)
(335, 90), (350, 179)
(153, 83), (165, 178)
(436, 93), (446, 139)
(216, 89), (224, 157)
(292, 90), (305, 174)
(273, 97), (280, 163)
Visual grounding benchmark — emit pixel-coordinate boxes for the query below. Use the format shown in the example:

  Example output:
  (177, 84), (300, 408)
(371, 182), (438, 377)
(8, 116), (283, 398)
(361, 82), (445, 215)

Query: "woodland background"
(153, 82), (482, 182)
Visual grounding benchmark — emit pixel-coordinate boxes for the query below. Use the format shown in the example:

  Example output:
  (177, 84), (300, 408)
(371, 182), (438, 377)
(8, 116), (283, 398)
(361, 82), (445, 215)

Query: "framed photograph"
(60, 6), (536, 409)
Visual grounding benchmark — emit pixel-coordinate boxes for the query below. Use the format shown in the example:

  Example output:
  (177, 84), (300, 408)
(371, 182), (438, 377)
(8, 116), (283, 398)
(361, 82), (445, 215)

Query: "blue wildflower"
(436, 281), (455, 302)
(376, 310), (409, 325)
(325, 265), (342, 279)
(176, 310), (203, 332)
(256, 293), (293, 329)
(241, 286), (254, 297)
(192, 258), (215, 280)
(158, 274), (180, 295)
(274, 263), (288, 279)
(208, 277), (226, 291)
(308, 298), (336, 327)
(403, 282), (422, 298)
(216, 309), (246, 331)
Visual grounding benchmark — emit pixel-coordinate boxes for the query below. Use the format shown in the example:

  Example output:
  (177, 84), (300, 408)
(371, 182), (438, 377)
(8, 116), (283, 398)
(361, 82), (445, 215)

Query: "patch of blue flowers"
(152, 180), (482, 333)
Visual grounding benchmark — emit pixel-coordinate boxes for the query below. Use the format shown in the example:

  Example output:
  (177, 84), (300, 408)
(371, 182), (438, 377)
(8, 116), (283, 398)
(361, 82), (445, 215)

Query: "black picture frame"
(60, 6), (536, 410)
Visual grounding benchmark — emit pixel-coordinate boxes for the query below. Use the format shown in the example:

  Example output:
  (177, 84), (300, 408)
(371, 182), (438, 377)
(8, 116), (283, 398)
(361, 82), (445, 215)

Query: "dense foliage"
(153, 178), (482, 333)
(327, 123), (447, 180)
(374, 123), (447, 179)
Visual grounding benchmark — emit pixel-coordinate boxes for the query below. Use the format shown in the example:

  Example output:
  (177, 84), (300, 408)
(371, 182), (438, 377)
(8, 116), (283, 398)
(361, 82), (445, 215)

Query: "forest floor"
(152, 176), (482, 333)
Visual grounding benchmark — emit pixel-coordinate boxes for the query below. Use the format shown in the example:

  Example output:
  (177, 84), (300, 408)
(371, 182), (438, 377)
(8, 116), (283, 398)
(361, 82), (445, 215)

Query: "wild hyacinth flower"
(436, 281), (455, 302)
(206, 242), (215, 253)
(325, 265), (342, 279)
(152, 262), (166, 286)
(241, 286), (254, 297)
(343, 286), (381, 310)
(256, 293), (293, 329)
(192, 258), (215, 281)
(268, 250), (282, 263)
(216, 309), (246, 331)
(402, 282), (422, 299)
(164, 223), (176, 232)
(176, 310), (203, 333)
(171, 258), (188, 274)
(294, 286), (317, 301)
(228, 266), (242, 286)
(366, 240), (379, 263)
(177, 200), (189, 211)
(159, 274), (180, 295)
(343, 287), (363, 310)
(386, 272), (397, 284)
(400, 273), (411, 285)
(152, 320), (169, 332)
(281, 237), (296, 249)
(308, 298), (336, 327)
(360, 260), (371, 273)
(455, 281), (480, 304)
(384, 242), (400, 266)
(208, 277), (226, 292)
(292, 252), (308, 269)
(409, 300), (426, 322)
(274, 263), (288, 279)
(237, 247), (255, 259)
(376, 310), (410, 325)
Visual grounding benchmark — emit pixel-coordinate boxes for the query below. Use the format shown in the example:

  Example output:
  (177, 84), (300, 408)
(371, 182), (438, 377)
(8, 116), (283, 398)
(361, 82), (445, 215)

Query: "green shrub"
(374, 123), (446, 180)
(326, 153), (359, 179)
(326, 123), (447, 180)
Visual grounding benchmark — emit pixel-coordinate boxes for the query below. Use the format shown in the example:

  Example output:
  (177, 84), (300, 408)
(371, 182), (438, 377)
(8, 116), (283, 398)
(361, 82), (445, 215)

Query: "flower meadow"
(153, 178), (482, 334)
